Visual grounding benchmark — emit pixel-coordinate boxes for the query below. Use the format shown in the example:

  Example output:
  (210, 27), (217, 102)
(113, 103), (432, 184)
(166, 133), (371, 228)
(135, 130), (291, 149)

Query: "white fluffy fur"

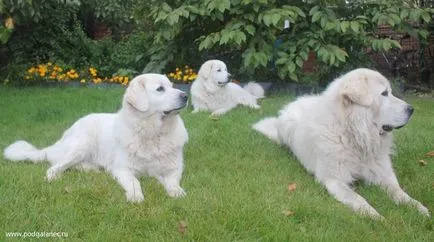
(253, 68), (430, 219)
(4, 74), (189, 203)
(190, 59), (264, 116)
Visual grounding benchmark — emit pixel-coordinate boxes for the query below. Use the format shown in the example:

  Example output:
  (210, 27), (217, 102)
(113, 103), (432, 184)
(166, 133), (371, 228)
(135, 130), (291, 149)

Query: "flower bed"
(23, 62), (131, 86)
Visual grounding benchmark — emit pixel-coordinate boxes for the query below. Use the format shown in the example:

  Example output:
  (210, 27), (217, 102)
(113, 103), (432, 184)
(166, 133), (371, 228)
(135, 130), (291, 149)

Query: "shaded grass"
(0, 87), (433, 241)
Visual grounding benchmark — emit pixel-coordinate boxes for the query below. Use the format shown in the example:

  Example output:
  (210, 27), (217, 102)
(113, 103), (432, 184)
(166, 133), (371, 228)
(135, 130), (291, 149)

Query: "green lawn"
(0, 87), (433, 241)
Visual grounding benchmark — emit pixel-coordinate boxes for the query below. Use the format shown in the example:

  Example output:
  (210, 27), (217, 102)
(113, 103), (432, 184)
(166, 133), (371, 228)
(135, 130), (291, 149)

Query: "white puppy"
(190, 59), (264, 116)
(253, 68), (430, 218)
(4, 74), (189, 203)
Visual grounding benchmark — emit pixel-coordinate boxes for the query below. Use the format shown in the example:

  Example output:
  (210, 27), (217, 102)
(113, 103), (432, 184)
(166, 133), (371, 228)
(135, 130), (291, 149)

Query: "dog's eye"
(217, 69), (221, 72)
(156, 86), (165, 92)
(381, 90), (388, 96)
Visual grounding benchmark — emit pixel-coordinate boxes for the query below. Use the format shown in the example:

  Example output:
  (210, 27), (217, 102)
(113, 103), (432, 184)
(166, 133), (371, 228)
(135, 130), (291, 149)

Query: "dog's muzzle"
(163, 92), (188, 115)
(381, 105), (414, 133)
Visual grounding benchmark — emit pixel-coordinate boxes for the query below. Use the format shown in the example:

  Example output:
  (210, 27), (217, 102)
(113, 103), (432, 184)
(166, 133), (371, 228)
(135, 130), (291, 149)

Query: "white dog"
(190, 59), (264, 116)
(253, 68), (430, 218)
(4, 74), (189, 203)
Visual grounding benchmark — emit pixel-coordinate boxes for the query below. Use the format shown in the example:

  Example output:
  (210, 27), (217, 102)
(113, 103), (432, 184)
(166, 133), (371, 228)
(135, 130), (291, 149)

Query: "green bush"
(0, 0), (143, 85)
(136, 0), (433, 84)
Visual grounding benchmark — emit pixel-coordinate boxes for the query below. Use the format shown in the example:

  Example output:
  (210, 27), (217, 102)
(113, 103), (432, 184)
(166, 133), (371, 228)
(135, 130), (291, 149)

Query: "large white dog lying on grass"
(4, 74), (189, 203)
(253, 68), (430, 219)
(190, 59), (264, 116)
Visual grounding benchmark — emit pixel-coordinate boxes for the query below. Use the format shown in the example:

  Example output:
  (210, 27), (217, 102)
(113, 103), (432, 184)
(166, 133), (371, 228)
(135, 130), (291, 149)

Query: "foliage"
(137, 0), (433, 83)
(0, 0), (144, 85)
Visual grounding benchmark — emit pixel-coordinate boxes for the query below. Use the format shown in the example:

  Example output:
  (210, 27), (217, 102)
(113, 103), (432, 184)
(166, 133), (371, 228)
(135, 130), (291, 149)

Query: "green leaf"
(233, 31), (246, 45)
(329, 53), (335, 65)
(340, 21), (350, 33)
(287, 61), (296, 72)
(312, 11), (321, 23)
(382, 40), (392, 51)
(263, 14), (272, 26)
(390, 39), (401, 49)
(244, 25), (255, 36)
(289, 72), (298, 81)
(400, 9), (409, 19)
(409, 9), (420, 22)
(217, 0), (230, 13)
(350, 21), (359, 33)
(219, 31), (231, 45)
(389, 13), (401, 25)
(421, 11), (431, 23)
(295, 57), (304, 68)
(275, 57), (288, 65)
(271, 13), (281, 26)
(167, 13), (179, 25)
(334, 47), (348, 62)
(300, 51), (309, 61)
(325, 21), (336, 31)
(199, 35), (214, 51)
(317, 47), (328, 63)
(309, 6), (320, 16)
(418, 29), (429, 39)
(161, 3), (172, 12)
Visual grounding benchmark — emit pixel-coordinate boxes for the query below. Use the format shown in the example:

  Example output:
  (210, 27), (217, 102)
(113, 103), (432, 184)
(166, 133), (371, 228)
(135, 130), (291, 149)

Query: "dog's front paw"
(359, 206), (384, 220)
(167, 186), (186, 198)
(252, 104), (260, 109)
(415, 202), (430, 217)
(211, 111), (222, 117)
(126, 192), (145, 203)
(45, 167), (60, 182)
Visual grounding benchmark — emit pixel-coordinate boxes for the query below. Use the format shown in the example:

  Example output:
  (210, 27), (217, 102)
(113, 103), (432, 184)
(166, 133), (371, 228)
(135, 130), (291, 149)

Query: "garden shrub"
(135, 0), (433, 85)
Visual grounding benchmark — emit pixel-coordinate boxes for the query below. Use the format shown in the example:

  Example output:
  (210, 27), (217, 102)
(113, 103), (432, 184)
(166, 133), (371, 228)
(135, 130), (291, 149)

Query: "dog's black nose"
(406, 105), (414, 115)
(180, 92), (188, 102)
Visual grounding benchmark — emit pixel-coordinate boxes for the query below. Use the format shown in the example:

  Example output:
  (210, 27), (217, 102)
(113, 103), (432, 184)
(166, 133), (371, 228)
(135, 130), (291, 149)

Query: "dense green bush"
(136, 0), (433, 84)
(0, 0), (146, 85)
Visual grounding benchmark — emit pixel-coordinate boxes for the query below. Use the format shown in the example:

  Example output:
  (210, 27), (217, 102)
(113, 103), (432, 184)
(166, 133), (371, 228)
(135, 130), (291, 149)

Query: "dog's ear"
(340, 74), (373, 106)
(123, 75), (149, 111)
(198, 61), (213, 79)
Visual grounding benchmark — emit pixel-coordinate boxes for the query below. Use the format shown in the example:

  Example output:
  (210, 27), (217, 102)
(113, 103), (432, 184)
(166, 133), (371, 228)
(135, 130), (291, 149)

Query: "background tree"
(136, 0), (433, 84)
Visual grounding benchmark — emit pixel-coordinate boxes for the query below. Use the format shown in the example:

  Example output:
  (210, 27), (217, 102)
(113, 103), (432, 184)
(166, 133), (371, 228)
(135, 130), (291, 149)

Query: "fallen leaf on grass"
(419, 160), (428, 166)
(282, 210), (295, 217)
(426, 151), (434, 157)
(178, 220), (187, 235)
(287, 183), (297, 191)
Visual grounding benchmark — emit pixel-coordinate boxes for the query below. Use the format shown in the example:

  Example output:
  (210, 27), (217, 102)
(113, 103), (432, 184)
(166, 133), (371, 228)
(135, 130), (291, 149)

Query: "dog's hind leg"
(252, 117), (280, 143)
(45, 142), (88, 181)
(211, 107), (234, 116)
(323, 179), (383, 219)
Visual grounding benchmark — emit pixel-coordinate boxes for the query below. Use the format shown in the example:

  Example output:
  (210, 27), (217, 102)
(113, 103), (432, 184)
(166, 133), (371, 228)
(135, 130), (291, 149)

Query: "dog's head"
(198, 59), (231, 87)
(123, 74), (188, 116)
(337, 68), (413, 133)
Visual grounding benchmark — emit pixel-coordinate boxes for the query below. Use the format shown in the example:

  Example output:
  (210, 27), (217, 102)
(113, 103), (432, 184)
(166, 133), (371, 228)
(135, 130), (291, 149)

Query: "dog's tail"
(243, 82), (265, 98)
(252, 117), (280, 143)
(3, 140), (47, 163)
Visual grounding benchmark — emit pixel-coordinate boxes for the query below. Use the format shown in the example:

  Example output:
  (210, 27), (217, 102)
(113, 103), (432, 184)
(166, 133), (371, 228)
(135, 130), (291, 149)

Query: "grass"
(0, 87), (433, 241)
